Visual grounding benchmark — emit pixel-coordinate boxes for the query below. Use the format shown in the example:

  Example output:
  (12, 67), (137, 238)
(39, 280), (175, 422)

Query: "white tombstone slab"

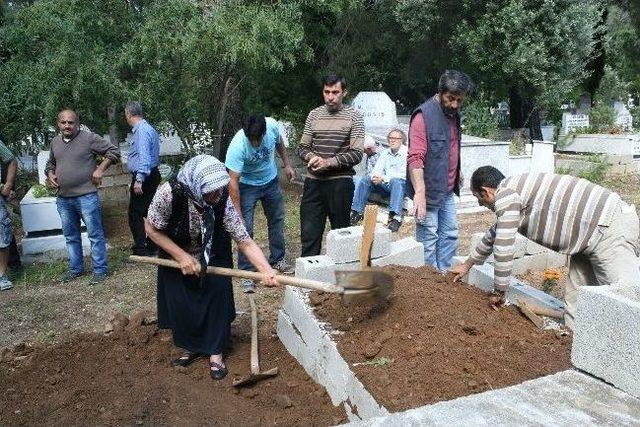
(352, 91), (398, 129)
(37, 150), (49, 185)
(614, 101), (633, 131)
(562, 113), (589, 134)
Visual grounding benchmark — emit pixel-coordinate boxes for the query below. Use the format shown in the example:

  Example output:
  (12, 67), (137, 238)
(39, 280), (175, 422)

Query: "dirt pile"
(0, 311), (345, 426)
(312, 265), (572, 412)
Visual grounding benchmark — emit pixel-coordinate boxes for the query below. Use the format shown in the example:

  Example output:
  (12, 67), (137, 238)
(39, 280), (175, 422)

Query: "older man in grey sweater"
(45, 109), (120, 284)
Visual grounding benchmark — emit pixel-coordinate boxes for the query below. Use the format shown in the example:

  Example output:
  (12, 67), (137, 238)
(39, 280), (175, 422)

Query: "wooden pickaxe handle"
(129, 255), (345, 294)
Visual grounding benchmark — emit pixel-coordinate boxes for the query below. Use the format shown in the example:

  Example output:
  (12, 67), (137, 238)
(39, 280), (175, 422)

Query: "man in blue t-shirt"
(225, 115), (296, 292)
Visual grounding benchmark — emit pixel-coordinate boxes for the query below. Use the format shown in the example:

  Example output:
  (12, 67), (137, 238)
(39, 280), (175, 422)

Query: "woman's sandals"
(209, 360), (228, 380)
(171, 352), (203, 367)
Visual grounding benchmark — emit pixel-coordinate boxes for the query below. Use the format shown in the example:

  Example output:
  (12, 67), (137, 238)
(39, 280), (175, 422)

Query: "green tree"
(456, 0), (601, 138)
(0, 0), (135, 150)
(122, 0), (309, 155)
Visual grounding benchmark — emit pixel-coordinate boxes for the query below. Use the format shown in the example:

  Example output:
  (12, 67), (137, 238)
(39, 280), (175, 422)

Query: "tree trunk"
(214, 75), (233, 159)
(528, 109), (543, 141)
(509, 86), (526, 129)
(107, 106), (119, 147)
(583, 6), (608, 102)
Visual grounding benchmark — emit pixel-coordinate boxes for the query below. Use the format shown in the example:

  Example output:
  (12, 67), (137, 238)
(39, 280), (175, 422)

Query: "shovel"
(129, 256), (394, 305)
(232, 294), (279, 387)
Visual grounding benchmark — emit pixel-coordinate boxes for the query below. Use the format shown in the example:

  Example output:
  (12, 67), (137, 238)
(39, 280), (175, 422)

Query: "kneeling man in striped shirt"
(451, 166), (640, 330)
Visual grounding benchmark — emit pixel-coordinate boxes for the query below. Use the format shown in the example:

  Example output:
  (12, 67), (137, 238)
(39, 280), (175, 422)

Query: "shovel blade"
(232, 367), (279, 388)
(335, 270), (394, 305)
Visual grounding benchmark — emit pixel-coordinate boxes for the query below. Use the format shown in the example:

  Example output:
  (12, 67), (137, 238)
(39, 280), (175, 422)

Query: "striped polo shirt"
(469, 173), (622, 291)
(298, 105), (364, 180)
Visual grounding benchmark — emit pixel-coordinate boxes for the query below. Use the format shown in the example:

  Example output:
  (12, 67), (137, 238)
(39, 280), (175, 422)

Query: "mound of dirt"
(0, 312), (346, 426)
(312, 265), (572, 412)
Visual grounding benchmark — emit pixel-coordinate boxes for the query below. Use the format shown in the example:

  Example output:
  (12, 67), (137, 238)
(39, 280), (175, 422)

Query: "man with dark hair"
(451, 166), (640, 330)
(45, 109), (120, 284)
(225, 114), (296, 293)
(297, 73), (364, 256)
(125, 101), (161, 256)
(0, 138), (17, 290)
(407, 69), (472, 270)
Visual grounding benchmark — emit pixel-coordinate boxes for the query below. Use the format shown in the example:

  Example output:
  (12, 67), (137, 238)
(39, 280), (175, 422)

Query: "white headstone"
(352, 92), (398, 129)
(562, 113), (589, 134)
(37, 150), (49, 185)
(614, 101), (633, 132)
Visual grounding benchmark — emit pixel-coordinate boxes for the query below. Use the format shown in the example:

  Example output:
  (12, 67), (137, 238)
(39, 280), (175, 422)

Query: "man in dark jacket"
(407, 70), (472, 271)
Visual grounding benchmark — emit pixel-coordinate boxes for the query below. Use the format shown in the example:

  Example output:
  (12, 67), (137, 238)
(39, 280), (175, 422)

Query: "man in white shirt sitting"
(350, 128), (407, 232)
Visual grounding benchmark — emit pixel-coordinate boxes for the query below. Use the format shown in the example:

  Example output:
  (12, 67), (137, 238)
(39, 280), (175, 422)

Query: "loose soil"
(311, 265), (572, 412)
(0, 314), (346, 427)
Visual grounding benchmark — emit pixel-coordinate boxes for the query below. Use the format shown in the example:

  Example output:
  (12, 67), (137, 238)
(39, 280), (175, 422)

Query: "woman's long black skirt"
(157, 266), (236, 355)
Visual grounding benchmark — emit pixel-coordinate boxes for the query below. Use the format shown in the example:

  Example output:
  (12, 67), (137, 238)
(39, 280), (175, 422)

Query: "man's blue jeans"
(237, 177), (286, 271)
(56, 192), (108, 275)
(415, 192), (458, 271)
(352, 176), (406, 215)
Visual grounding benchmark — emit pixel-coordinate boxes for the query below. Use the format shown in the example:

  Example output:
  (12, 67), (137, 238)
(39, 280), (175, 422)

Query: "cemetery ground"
(1, 174), (639, 424)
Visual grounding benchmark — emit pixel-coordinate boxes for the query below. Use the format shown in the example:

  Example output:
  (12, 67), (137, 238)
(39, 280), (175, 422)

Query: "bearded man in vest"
(406, 70), (473, 271)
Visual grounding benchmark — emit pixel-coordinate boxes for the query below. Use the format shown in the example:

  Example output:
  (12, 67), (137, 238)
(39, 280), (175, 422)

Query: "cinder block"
(545, 251), (568, 268)
(465, 263), (495, 292)
(295, 255), (336, 284)
(326, 225), (391, 264)
(571, 285), (640, 399)
(371, 238), (424, 267)
(464, 263), (565, 313)
(467, 232), (527, 260)
(525, 239), (549, 255)
(506, 278), (565, 312)
(512, 253), (548, 274)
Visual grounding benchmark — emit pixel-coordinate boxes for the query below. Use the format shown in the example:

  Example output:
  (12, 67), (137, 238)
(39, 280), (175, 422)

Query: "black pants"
(300, 177), (354, 257)
(128, 167), (161, 254)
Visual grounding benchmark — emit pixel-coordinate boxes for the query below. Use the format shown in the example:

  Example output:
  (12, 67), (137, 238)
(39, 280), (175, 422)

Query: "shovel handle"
(129, 255), (344, 294)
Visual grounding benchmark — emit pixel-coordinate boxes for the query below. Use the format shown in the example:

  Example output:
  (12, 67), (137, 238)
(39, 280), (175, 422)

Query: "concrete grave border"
(276, 224), (585, 421)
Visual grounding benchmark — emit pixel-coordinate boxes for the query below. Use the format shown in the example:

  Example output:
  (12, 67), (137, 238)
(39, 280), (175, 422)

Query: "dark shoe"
(171, 352), (203, 367)
(350, 210), (363, 226)
(272, 258), (293, 274)
(59, 271), (85, 283)
(209, 360), (228, 380)
(241, 278), (256, 294)
(89, 272), (108, 285)
(387, 218), (402, 232)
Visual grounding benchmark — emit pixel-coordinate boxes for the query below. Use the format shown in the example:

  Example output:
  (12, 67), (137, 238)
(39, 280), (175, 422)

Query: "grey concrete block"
(465, 263), (495, 292)
(295, 255), (337, 284)
(343, 370), (640, 426)
(326, 225), (391, 264)
(464, 263), (565, 312)
(512, 253), (548, 274)
(21, 232), (91, 264)
(572, 285), (640, 399)
(467, 232), (527, 259)
(545, 251), (568, 268)
(525, 238), (549, 255)
(278, 286), (387, 421)
(506, 277), (565, 312)
(371, 237), (424, 267)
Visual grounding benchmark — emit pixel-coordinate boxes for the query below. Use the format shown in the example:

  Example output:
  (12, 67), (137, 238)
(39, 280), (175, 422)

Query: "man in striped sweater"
(451, 166), (640, 330)
(297, 74), (364, 256)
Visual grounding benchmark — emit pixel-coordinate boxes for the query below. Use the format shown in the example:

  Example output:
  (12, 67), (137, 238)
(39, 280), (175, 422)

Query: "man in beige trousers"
(451, 166), (640, 330)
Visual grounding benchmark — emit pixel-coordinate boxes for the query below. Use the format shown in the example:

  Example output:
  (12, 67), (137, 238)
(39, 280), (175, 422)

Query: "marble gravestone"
(352, 92), (398, 131)
(561, 112), (589, 134)
(614, 101), (633, 132)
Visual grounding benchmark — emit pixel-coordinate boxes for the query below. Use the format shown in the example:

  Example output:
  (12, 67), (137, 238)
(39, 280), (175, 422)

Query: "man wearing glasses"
(45, 109), (120, 285)
(350, 128), (407, 232)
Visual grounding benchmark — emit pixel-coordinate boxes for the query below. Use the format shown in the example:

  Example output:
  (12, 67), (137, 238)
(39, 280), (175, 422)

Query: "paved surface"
(344, 370), (640, 426)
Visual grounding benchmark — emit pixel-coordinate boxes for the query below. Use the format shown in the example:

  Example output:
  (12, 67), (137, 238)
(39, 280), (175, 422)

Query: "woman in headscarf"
(145, 155), (278, 380)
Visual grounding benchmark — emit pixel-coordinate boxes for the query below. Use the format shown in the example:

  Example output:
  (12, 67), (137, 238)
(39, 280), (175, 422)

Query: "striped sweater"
(468, 173), (622, 291)
(297, 105), (364, 179)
